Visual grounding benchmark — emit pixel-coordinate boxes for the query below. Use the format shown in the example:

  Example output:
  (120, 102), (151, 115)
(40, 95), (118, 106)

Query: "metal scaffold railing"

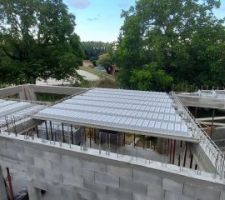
(171, 92), (225, 179)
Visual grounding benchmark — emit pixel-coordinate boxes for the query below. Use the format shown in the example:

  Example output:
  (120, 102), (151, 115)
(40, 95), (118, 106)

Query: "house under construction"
(0, 85), (224, 200)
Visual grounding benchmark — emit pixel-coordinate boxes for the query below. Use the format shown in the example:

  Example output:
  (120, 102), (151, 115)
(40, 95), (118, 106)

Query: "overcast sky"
(64, 0), (225, 42)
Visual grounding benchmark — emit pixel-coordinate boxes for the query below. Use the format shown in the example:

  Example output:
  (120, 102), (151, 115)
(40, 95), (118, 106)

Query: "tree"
(97, 53), (112, 67)
(116, 0), (225, 91)
(82, 41), (112, 64)
(0, 0), (83, 84)
(130, 63), (173, 91)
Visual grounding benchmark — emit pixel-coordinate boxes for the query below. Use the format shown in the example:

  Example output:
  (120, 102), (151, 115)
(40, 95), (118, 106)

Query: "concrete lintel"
(29, 84), (88, 96)
(0, 85), (22, 98)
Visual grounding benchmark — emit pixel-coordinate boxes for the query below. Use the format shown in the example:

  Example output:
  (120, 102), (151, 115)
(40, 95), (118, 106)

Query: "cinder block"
(44, 152), (61, 162)
(84, 180), (106, 194)
(72, 159), (84, 177)
(73, 185), (97, 200)
(82, 160), (106, 173)
(24, 146), (43, 157)
(59, 155), (73, 173)
(119, 177), (147, 195)
(61, 186), (81, 200)
(31, 179), (49, 191)
(23, 155), (34, 165)
(72, 158), (83, 170)
(72, 167), (95, 183)
(43, 185), (62, 199)
(165, 191), (181, 200)
(107, 165), (132, 179)
(147, 184), (164, 200)
(133, 193), (149, 200)
(181, 195), (195, 200)
(1, 147), (21, 161)
(133, 169), (162, 185)
(95, 172), (119, 188)
(7, 143), (24, 154)
(29, 167), (45, 179)
(220, 191), (225, 200)
(163, 178), (183, 194)
(34, 157), (52, 170)
(97, 193), (118, 200)
(106, 186), (132, 200)
(62, 173), (84, 187)
(183, 183), (221, 200)
(43, 170), (63, 185)
(82, 170), (95, 183)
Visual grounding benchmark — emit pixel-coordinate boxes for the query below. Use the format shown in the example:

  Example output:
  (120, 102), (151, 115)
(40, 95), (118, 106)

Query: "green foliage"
(97, 53), (112, 68)
(82, 41), (112, 62)
(116, 0), (225, 91)
(0, 0), (83, 84)
(130, 63), (173, 91)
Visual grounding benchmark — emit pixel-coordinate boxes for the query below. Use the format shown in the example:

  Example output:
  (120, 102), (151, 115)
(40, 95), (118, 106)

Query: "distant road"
(77, 70), (99, 81)
(36, 70), (99, 86)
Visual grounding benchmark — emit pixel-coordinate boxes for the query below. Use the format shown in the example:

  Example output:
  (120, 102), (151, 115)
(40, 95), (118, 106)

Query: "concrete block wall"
(0, 135), (224, 200)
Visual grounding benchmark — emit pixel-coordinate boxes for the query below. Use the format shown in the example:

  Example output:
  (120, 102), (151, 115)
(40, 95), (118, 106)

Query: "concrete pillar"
(19, 91), (26, 100)
(0, 166), (7, 200)
(19, 85), (37, 101)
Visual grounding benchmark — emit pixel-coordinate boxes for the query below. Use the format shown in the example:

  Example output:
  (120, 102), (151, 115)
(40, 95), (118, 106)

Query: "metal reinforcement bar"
(171, 92), (225, 179)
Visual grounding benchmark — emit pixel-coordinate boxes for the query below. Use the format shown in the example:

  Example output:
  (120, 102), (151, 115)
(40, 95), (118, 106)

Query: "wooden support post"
(170, 140), (173, 164)
(83, 128), (86, 149)
(90, 129), (92, 148)
(70, 125), (74, 145)
(117, 134), (119, 155)
(167, 139), (170, 156)
(99, 131), (101, 154)
(143, 135), (145, 149)
(36, 125), (39, 138)
(50, 121), (53, 141)
(109, 133), (111, 153)
(6, 167), (14, 200)
(180, 141), (183, 148)
(62, 123), (65, 142)
(172, 140), (176, 164)
(195, 164), (198, 170)
(94, 129), (96, 143)
(84, 128), (86, 144)
(178, 154), (181, 166)
(44, 121), (49, 140)
(134, 134), (136, 148)
(183, 143), (188, 167)
(190, 154), (193, 169)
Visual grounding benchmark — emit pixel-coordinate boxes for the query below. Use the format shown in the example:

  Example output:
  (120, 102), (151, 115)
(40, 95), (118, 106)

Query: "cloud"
(87, 17), (98, 21)
(67, 0), (90, 9)
(87, 14), (100, 21)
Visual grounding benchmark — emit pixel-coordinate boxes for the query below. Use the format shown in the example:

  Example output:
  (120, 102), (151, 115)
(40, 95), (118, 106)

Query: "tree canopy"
(97, 53), (113, 68)
(82, 41), (112, 64)
(0, 0), (83, 84)
(116, 0), (225, 91)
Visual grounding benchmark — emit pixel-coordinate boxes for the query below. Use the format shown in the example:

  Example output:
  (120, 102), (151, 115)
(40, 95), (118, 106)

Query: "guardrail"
(171, 92), (225, 179)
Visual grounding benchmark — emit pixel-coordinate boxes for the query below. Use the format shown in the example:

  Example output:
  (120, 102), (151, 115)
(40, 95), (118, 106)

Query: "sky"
(64, 0), (225, 43)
